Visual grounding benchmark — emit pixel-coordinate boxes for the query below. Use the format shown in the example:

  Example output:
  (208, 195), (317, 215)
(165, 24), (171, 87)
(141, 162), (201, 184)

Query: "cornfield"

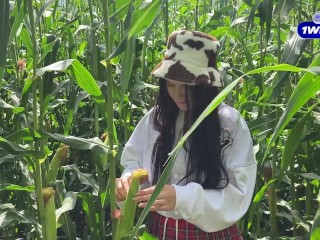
(0, 0), (320, 239)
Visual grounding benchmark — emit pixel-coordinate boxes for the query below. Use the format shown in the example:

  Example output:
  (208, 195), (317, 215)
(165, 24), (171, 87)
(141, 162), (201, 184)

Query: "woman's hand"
(133, 185), (176, 211)
(115, 175), (132, 202)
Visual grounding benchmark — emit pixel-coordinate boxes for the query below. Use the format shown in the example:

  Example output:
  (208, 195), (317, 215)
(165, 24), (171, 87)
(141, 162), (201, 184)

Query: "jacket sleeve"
(172, 113), (257, 232)
(120, 108), (153, 178)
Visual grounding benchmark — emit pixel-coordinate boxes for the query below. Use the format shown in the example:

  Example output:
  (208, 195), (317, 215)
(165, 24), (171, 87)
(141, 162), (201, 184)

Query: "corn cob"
(116, 169), (148, 240)
(47, 144), (69, 184)
(43, 187), (57, 240)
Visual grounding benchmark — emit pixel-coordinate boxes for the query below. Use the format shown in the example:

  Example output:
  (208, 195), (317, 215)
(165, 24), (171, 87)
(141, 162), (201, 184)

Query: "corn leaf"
(0, 136), (46, 160)
(0, 0), (10, 87)
(128, 0), (162, 39)
(55, 191), (78, 222)
(311, 193), (320, 240)
(8, 1), (26, 45)
(63, 165), (99, 195)
(0, 203), (39, 228)
(36, 0), (55, 23)
(264, 56), (320, 161)
(0, 184), (34, 192)
(247, 111), (277, 136)
(281, 109), (313, 172)
(6, 129), (110, 155)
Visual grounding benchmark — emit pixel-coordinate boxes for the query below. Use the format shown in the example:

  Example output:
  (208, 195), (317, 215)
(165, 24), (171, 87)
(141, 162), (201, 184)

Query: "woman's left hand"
(133, 185), (176, 211)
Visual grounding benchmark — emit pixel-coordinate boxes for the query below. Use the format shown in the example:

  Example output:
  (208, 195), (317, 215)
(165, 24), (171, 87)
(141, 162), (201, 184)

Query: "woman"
(116, 30), (257, 240)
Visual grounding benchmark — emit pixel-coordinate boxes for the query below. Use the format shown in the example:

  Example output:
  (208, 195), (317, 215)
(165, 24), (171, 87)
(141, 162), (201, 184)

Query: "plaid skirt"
(146, 212), (243, 240)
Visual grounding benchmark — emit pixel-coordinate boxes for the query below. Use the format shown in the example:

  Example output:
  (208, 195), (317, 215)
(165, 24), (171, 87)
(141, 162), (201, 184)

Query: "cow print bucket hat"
(152, 30), (223, 87)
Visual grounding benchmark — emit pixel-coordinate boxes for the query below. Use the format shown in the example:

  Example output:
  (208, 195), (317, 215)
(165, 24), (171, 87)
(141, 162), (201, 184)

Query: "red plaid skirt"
(146, 212), (243, 240)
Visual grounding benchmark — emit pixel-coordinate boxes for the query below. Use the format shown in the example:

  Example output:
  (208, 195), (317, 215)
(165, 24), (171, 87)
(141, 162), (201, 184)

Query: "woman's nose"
(176, 85), (185, 99)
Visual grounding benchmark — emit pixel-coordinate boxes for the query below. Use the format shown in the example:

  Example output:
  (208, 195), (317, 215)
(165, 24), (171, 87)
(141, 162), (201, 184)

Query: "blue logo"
(298, 12), (320, 38)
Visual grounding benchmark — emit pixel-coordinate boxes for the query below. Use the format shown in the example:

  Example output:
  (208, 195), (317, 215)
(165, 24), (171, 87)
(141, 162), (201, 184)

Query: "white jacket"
(120, 103), (257, 232)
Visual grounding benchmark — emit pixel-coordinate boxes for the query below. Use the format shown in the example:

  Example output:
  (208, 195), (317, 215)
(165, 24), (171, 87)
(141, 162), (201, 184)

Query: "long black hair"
(151, 78), (228, 189)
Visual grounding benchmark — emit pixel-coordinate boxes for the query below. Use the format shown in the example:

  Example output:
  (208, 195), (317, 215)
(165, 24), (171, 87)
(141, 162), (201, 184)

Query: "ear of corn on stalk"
(47, 144), (69, 184)
(43, 187), (57, 240)
(115, 169), (148, 240)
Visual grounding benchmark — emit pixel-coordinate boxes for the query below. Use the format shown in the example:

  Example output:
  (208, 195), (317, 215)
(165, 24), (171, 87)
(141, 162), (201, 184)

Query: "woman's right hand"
(115, 175), (132, 202)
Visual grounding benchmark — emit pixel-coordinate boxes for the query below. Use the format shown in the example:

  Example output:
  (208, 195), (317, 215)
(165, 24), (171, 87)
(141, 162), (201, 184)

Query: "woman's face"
(166, 80), (187, 111)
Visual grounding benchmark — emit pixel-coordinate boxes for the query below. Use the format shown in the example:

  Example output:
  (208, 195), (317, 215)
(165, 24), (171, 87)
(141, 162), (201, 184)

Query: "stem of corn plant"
(101, 0), (117, 236)
(305, 138), (312, 218)
(203, 0), (207, 27)
(269, 7), (284, 236)
(290, 158), (297, 235)
(254, 176), (261, 236)
(89, 4), (107, 237)
(88, 0), (100, 137)
(195, 0), (199, 30)
(163, 0), (169, 40)
(27, 1), (47, 239)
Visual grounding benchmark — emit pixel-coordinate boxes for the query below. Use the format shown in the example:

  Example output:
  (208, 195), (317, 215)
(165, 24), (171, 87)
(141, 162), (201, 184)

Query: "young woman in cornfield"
(116, 30), (257, 240)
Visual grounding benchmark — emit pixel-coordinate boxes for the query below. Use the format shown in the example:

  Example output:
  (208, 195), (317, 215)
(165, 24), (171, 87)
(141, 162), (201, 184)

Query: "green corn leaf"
(22, 78), (33, 95)
(281, 109), (313, 173)
(128, 0), (162, 39)
(36, 59), (74, 76)
(0, 203), (39, 228)
(129, 82), (158, 100)
(225, 28), (254, 70)
(36, 59), (117, 143)
(0, 136), (47, 160)
(63, 165), (99, 195)
(8, 1), (26, 45)
(311, 193), (320, 240)
(138, 231), (158, 239)
(55, 191), (78, 223)
(276, 0), (295, 17)
(238, 101), (284, 112)
(299, 173), (320, 181)
(264, 55), (320, 161)
(0, 98), (24, 113)
(6, 129), (110, 156)
(106, 34), (128, 61)
(257, 0), (273, 42)
(109, 0), (131, 23)
(253, 179), (277, 203)
(55, 180), (77, 238)
(19, 27), (33, 55)
(0, 184), (35, 192)
(245, 2), (259, 37)
(36, 0), (55, 23)
(272, 29), (310, 91)
(0, 154), (18, 165)
(0, 0), (10, 86)
(78, 192), (99, 238)
(120, 36), (135, 96)
(247, 111), (277, 136)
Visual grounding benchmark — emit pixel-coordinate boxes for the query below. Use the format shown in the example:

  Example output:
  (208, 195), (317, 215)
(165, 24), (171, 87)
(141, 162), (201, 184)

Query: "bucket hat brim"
(152, 59), (222, 87)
